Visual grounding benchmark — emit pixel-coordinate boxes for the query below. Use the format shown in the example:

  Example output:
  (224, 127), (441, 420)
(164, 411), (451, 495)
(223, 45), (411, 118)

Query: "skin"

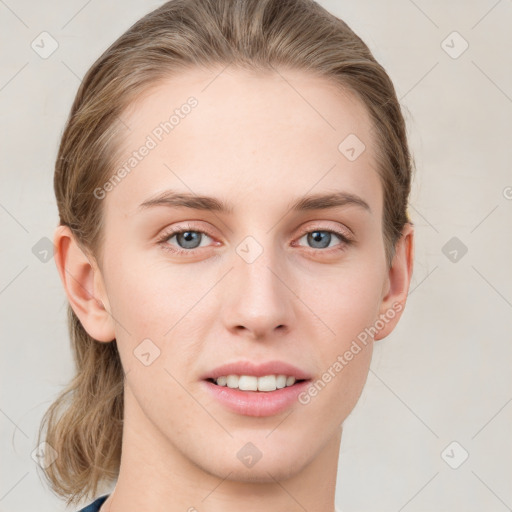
(54, 66), (414, 512)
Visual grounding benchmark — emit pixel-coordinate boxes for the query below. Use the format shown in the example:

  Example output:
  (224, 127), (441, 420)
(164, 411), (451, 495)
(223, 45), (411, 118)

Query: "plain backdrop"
(1, 1), (511, 511)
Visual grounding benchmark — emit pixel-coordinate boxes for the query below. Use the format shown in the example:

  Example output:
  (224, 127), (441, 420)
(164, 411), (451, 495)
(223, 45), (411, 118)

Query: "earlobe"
(374, 222), (415, 341)
(53, 225), (116, 342)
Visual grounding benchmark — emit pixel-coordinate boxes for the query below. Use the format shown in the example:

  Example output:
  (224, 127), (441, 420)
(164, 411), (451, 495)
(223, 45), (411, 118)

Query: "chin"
(198, 441), (311, 484)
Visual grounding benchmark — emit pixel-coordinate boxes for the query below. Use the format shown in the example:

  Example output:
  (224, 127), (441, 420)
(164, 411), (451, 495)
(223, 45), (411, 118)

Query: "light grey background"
(1, 1), (511, 511)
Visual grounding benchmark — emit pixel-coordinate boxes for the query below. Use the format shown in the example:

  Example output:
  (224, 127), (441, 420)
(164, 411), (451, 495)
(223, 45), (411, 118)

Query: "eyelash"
(156, 223), (353, 256)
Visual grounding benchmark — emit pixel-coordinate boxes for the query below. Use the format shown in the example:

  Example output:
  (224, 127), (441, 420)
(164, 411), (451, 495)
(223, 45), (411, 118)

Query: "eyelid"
(298, 221), (353, 241)
(158, 219), (214, 235)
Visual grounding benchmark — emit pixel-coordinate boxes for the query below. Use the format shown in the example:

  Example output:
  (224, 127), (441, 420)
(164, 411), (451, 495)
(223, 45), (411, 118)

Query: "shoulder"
(75, 494), (110, 512)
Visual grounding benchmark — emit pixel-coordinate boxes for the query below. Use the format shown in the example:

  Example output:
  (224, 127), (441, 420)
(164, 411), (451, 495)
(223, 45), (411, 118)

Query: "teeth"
(214, 374), (298, 391)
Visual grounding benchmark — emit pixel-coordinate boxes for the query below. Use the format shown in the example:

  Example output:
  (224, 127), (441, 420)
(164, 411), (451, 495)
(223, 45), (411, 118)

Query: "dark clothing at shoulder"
(76, 494), (109, 512)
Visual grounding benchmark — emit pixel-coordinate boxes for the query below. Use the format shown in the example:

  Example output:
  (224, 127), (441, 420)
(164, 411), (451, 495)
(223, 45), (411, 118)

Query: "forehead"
(105, 66), (381, 217)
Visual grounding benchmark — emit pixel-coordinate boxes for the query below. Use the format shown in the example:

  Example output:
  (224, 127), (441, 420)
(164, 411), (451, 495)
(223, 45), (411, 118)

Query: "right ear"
(53, 225), (116, 342)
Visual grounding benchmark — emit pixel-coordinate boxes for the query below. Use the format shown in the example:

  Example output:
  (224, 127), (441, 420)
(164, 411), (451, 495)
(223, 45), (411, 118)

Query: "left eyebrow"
(137, 189), (371, 214)
(288, 191), (371, 214)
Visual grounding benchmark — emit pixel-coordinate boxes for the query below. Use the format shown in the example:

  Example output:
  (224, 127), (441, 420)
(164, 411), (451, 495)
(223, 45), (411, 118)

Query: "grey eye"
(174, 231), (204, 249)
(306, 231), (333, 249)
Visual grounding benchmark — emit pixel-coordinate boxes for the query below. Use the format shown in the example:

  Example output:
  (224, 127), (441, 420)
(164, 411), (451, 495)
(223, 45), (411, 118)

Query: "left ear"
(374, 222), (415, 341)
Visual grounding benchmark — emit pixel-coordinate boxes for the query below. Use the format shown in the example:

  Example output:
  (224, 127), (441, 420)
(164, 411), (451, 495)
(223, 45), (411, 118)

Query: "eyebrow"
(137, 190), (371, 214)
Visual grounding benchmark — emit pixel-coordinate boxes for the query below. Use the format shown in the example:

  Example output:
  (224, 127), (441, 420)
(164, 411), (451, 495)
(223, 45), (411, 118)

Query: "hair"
(37, 0), (415, 507)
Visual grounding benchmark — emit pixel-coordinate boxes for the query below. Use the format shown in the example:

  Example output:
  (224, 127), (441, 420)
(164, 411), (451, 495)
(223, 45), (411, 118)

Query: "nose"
(220, 243), (295, 340)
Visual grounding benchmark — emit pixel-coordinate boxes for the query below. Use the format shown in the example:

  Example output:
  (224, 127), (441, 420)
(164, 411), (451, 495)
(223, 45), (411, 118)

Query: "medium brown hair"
(37, 0), (414, 506)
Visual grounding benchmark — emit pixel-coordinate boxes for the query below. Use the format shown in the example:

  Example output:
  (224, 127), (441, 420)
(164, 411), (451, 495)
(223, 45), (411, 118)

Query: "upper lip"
(201, 360), (313, 381)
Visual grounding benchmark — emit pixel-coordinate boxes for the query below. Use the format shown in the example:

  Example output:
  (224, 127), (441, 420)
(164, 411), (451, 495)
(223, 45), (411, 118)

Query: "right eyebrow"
(138, 190), (234, 214)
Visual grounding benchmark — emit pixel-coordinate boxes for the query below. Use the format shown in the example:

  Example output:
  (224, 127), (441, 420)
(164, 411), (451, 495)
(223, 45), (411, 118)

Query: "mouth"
(201, 376), (313, 417)
(204, 376), (311, 393)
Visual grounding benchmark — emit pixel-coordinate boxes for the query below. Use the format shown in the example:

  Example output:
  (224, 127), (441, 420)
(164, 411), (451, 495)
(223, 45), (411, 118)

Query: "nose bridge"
(222, 233), (293, 336)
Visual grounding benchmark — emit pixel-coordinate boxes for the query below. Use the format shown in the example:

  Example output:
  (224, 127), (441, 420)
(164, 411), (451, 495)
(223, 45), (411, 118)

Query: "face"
(82, 66), (410, 482)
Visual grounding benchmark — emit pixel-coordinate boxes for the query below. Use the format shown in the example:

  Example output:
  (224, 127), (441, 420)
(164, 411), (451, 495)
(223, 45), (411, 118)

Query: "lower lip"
(202, 379), (311, 417)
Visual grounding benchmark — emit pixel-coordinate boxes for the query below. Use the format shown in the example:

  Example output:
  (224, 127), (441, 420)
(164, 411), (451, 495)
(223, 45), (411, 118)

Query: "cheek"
(295, 257), (385, 341)
(296, 270), (378, 424)
(104, 248), (198, 333)
(292, 257), (383, 406)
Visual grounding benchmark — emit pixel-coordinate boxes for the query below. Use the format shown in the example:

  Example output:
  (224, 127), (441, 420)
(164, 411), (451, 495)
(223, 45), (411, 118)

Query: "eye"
(294, 228), (352, 252)
(157, 223), (216, 256)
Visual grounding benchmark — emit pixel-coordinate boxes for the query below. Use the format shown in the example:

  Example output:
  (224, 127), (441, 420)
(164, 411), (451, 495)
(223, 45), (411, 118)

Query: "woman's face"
(89, 67), (412, 482)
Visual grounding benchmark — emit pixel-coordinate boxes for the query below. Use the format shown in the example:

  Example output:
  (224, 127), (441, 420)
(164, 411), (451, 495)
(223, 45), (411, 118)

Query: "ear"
(374, 222), (414, 341)
(53, 225), (116, 342)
